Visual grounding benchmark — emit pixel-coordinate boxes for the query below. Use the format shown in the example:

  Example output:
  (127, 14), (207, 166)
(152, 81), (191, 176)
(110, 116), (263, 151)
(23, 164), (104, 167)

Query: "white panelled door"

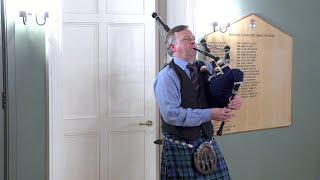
(61, 0), (158, 179)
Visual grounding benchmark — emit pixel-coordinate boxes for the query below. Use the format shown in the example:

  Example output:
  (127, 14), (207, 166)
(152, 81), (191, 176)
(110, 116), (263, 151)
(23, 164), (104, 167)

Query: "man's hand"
(228, 95), (242, 110)
(211, 108), (234, 121)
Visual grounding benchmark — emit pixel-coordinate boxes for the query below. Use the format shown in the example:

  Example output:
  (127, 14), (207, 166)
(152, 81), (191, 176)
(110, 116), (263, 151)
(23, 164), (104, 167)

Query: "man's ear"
(170, 44), (175, 51)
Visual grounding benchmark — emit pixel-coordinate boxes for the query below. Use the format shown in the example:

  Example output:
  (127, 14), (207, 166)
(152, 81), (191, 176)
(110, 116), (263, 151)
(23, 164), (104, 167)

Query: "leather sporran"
(194, 142), (217, 174)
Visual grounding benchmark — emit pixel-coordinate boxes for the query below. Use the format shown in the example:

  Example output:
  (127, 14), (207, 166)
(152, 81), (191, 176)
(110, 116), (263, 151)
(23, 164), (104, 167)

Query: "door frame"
(46, 1), (64, 180)
(46, 1), (162, 179)
(1, 0), (6, 179)
(3, 0), (18, 179)
(46, 0), (159, 180)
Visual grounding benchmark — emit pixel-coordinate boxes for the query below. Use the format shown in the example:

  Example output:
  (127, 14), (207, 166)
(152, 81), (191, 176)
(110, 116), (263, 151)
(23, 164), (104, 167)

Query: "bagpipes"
(152, 12), (243, 136)
(195, 40), (244, 135)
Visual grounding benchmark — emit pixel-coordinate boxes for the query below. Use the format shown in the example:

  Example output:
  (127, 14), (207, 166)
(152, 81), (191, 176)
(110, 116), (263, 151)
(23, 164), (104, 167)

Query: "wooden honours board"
(204, 14), (293, 134)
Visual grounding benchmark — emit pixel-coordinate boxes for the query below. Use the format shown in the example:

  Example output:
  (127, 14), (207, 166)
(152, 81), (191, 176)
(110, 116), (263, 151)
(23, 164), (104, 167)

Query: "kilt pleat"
(161, 136), (230, 180)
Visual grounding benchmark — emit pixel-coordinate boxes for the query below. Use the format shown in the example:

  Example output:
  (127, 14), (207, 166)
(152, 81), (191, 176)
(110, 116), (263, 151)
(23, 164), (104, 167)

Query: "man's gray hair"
(165, 25), (189, 56)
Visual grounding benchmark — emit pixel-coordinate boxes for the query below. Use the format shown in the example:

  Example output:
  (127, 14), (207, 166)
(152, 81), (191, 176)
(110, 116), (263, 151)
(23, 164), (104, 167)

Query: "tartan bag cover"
(161, 135), (230, 180)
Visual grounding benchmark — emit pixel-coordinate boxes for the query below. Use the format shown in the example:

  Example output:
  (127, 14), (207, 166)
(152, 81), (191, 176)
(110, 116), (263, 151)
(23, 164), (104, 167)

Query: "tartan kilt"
(161, 136), (230, 180)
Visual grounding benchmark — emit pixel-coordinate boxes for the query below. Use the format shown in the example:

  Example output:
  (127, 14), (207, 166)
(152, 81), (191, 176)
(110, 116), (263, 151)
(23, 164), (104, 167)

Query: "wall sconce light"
(19, 11), (49, 26)
(211, 21), (230, 33)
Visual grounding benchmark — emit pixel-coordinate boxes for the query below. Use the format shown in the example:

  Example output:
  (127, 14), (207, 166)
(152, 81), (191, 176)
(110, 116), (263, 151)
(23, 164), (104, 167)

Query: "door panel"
(63, 23), (99, 119)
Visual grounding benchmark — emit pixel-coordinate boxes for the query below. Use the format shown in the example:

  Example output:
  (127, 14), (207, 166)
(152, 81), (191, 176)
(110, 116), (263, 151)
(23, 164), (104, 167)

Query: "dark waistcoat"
(162, 60), (213, 141)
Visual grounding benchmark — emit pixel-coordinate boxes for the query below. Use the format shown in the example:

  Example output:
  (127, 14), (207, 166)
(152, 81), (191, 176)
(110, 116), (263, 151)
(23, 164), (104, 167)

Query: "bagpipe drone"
(152, 12), (243, 136)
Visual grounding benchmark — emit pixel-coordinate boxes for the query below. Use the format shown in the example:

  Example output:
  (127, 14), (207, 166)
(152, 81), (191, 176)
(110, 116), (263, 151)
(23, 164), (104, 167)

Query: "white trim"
(46, 1), (64, 180)
(186, 0), (196, 34)
(166, 0), (197, 33)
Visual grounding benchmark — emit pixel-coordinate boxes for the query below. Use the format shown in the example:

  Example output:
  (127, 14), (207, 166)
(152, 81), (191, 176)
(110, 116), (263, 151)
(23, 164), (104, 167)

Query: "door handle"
(139, 120), (153, 126)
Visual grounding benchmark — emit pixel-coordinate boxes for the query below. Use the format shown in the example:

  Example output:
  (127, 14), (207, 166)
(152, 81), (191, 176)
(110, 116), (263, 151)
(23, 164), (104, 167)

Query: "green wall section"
(14, 22), (46, 180)
(215, 0), (320, 179)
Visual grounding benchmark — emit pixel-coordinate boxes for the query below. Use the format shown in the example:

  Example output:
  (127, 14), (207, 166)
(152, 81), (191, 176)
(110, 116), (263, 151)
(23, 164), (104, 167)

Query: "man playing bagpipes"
(154, 24), (242, 179)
